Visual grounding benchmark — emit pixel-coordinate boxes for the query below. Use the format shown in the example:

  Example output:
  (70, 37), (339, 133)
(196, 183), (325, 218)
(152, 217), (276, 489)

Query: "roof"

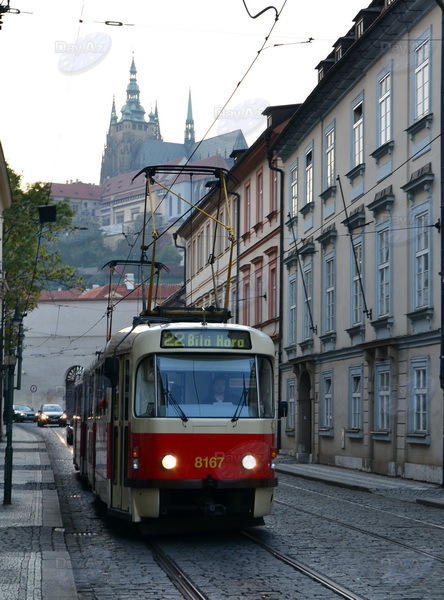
(50, 181), (102, 201)
(40, 284), (182, 303)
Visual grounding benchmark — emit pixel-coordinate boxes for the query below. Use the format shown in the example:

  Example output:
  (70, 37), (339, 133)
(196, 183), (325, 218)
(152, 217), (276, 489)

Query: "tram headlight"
(241, 454), (257, 470)
(161, 454), (177, 470)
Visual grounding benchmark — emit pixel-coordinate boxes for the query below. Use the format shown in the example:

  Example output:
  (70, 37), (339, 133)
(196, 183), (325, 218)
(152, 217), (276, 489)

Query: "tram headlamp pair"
(160, 453), (258, 471)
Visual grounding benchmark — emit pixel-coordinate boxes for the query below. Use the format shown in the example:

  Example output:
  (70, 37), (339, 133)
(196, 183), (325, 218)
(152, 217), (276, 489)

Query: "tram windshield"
(134, 354), (274, 419)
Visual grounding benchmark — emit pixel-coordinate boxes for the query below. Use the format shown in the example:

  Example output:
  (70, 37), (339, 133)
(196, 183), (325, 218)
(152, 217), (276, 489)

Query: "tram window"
(135, 356), (155, 417)
(258, 357), (274, 417)
(152, 355), (274, 419)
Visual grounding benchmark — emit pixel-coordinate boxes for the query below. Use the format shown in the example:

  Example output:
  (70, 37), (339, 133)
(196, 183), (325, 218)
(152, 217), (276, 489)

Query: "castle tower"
(100, 58), (161, 183)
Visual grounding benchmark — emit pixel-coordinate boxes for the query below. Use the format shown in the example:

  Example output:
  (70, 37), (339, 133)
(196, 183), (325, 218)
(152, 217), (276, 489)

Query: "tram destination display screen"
(160, 329), (252, 349)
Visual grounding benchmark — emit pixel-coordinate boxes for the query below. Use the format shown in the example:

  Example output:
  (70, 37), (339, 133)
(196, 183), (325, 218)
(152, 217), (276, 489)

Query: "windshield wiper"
(232, 375), (248, 422)
(165, 384), (188, 422)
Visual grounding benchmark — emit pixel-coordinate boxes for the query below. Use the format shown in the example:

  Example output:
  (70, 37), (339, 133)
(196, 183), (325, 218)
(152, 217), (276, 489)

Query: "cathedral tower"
(100, 58), (161, 183)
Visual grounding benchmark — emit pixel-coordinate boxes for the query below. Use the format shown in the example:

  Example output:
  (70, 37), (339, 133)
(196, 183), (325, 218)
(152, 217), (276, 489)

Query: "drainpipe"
(229, 192), (241, 323)
(267, 143), (285, 450)
(434, 0), (444, 487)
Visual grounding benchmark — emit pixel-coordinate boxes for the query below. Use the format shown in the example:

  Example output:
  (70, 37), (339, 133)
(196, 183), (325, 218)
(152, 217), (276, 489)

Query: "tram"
(72, 314), (277, 530)
(71, 164), (278, 531)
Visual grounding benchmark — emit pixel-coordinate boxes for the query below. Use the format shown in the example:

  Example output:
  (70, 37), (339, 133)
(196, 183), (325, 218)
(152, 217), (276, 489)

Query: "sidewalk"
(275, 455), (444, 509)
(0, 425), (77, 600)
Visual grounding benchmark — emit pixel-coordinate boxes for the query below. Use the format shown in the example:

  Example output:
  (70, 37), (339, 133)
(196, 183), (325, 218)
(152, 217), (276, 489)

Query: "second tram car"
(72, 319), (278, 530)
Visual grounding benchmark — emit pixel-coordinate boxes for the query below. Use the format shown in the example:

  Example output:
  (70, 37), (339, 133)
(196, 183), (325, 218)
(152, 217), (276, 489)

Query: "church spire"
(184, 88), (195, 145)
(110, 95), (117, 125)
(120, 57), (146, 123)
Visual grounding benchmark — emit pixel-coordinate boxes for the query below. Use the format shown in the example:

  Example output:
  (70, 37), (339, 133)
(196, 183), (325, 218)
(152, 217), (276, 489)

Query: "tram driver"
(205, 375), (236, 404)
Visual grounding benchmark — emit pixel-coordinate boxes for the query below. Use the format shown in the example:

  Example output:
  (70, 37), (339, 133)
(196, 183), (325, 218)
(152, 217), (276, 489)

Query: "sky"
(0, 0), (362, 186)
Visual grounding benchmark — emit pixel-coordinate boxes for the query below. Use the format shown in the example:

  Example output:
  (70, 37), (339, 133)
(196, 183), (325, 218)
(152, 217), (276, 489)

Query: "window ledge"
(300, 201), (315, 217)
(286, 214), (298, 228)
(346, 163), (365, 181)
(320, 185), (337, 201)
(406, 432), (430, 445)
(406, 113), (433, 139)
(370, 140), (394, 162)
(406, 306), (434, 323)
(371, 315), (393, 331)
(346, 323), (365, 341)
(299, 339), (314, 354)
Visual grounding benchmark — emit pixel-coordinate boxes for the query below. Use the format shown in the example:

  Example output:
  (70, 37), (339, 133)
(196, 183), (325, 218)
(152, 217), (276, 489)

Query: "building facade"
(179, 0), (444, 484)
(274, 0), (442, 482)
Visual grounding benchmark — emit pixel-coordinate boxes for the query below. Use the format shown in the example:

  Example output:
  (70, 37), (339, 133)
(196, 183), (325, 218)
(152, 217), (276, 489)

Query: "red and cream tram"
(72, 317), (278, 530)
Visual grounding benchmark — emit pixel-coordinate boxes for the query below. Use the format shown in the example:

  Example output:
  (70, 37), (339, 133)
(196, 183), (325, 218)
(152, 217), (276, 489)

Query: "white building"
(14, 284), (181, 410)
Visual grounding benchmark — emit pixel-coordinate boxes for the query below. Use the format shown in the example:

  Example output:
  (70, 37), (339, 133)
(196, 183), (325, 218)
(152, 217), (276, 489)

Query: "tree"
(3, 168), (82, 321)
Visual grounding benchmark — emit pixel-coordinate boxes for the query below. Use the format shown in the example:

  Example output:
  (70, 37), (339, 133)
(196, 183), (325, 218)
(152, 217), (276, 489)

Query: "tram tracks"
(240, 529), (367, 600)
(277, 479), (444, 563)
(148, 540), (210, 600)
(276, 497), (444, 564)
(147, 531), (368, 600)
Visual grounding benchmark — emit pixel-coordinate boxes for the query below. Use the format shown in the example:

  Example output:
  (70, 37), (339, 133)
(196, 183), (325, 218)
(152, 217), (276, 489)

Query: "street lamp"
(3, 306), (23, 505)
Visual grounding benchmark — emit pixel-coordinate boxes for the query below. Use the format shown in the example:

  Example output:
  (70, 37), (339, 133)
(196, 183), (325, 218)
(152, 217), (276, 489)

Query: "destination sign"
(160, 329), (252, 349)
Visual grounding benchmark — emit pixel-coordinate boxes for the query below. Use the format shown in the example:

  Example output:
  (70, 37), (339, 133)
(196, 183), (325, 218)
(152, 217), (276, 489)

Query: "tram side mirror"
(278, 401), (288, 418)
(104, 356), (119, 386)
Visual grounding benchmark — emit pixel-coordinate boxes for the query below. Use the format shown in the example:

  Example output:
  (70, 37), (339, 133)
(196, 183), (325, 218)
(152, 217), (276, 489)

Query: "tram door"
(111, 357), (131, 513)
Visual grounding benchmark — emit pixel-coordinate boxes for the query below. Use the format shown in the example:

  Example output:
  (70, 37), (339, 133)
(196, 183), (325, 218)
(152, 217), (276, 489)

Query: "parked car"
(36, 404), (68, 427)
(13, 404), (36, 422)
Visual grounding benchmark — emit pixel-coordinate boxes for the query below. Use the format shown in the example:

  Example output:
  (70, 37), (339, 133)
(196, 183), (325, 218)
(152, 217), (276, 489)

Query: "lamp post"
(3, 306), (23, 505)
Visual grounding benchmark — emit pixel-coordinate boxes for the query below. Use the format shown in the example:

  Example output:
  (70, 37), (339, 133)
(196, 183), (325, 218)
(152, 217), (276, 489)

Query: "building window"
(375, 363), (391, 431)
(243, 278), (250, 325)
(289, 276), (297, 345)
(353, 100), (364, 166)
(303, 265), (313, 340)
(409, 357), (429, 433)
(244, 182), (251, 232)
(378, 72), (391, 145)
(415, 39), (430, 120)
(352, 240), (363, 325)
(286, 378), (296, 431)
(269, 265), (277, 319)
(377, 227), (390, 317)
(255, 271), (263, 324)
(348, 366), (363, 430)
(305, 149), (313, 205)
(356, 18), (364, 39)
(256, 170), (263, 223)
(270, 164), (278, 213)
(320, 371), (333, 430)
(324, 254), (335, 333)
(325, 125), (335, 189)
(290, 162), (298, 217)
(414, 210), (429, 308)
